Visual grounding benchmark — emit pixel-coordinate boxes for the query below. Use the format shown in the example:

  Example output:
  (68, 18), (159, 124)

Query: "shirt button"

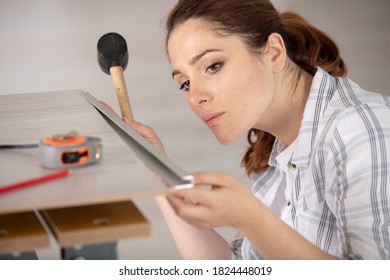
(287, 200), (292, 207)
(289, 163), (297, 172)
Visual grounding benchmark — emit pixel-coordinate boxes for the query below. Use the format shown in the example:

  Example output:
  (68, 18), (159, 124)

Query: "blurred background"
(0, 0), (389, 259)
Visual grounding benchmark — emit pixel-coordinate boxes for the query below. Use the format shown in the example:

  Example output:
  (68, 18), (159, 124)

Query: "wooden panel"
(40, 200), (150, 247)
(0, 90), (166, 215)
(0, 211), (49, 254)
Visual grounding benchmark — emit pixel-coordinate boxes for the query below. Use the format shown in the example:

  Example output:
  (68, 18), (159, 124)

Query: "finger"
(167, 192), (198, 216)
(167, 193), (211, 226)
(167, 192), (196, 209)
(191, 171), (234, 187)
(123, 118), (156, 139)
(169, 186), (213, 206)
(99, 100), (120, 117)
(123, 120), (165, 153)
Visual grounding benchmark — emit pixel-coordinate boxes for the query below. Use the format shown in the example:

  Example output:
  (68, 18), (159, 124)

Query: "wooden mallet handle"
(110, 65), (134, 120)
(97, 32), (134, 120)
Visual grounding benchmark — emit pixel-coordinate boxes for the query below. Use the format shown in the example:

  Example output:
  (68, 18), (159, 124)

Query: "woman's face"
(168, 19), (278, 145)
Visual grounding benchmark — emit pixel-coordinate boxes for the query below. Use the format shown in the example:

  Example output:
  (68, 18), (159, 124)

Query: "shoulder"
(310, 77), (390, 180)
(327, 76), (389, 113)
(306, 68), (390, 141)
(313, 86), (390, 195)
(319, 76), (390, 143)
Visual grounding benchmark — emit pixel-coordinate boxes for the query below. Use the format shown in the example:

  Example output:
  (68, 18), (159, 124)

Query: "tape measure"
(39, 132), (102, 169)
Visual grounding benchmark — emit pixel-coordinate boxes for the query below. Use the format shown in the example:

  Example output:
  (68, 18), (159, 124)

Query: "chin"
(214, 132), (239, 145)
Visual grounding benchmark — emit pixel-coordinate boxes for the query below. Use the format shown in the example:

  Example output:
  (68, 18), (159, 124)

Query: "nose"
(188, 82), (213, 107)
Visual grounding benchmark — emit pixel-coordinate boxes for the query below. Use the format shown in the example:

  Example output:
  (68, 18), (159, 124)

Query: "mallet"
(97, 32), (134, 120)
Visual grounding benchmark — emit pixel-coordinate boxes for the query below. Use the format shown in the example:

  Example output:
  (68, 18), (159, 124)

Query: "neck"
(258, 68), (313, 145)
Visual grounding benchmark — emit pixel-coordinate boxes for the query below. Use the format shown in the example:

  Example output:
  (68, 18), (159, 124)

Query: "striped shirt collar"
(269, 67), (336, 170)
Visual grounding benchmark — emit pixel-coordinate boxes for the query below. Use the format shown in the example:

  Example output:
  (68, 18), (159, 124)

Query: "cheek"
(213, 77), (257, 144)
(218, 67), (253, 102)
(229, 68), (265, 110)
(229, 67), (276, 130)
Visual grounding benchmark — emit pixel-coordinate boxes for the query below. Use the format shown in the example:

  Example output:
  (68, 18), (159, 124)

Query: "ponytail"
(241, 129), (275, 177)
(280, 12), (347, 77)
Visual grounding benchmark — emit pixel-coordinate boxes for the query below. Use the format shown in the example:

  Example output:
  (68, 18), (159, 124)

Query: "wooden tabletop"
(0, 90), (164, 214)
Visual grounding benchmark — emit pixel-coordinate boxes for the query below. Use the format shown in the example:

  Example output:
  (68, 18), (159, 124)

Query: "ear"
(267, 33), (287, 73)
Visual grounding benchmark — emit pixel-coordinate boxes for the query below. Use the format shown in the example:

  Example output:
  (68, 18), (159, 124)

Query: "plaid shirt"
(232, 67), (390, 259)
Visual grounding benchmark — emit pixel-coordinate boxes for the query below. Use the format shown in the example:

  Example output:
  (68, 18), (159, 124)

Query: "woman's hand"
(99, 101), (166, 154)
(122, 117), (166, 154)
(167, 171), (258, 229)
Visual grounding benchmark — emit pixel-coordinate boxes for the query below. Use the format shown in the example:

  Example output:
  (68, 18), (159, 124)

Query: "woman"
(124, 0), (390, 259)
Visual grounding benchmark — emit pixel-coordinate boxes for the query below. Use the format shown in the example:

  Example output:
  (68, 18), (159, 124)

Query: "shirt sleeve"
(230, 232), (244, 260)
(325, 104), (390, 259)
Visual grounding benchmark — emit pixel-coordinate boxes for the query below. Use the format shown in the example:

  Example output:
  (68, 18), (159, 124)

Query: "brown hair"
(166, 0), (347, 176)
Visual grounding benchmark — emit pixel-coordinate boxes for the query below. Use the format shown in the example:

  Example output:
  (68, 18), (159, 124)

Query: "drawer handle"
(92, 217), (111, 226)
(0, 229), (9, 237)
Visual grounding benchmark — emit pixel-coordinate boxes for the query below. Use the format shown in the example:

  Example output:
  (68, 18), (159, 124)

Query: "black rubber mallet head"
(97, 32), (134, 120)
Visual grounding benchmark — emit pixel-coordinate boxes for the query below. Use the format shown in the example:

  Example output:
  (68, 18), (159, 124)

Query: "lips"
(201, 112), (225, 127)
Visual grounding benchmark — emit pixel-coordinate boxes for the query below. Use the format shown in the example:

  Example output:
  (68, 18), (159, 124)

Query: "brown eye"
(207, 62), (223, 73)
(179, 80), (190, 92)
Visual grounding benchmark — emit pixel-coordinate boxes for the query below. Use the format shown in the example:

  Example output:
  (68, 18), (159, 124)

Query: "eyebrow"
(171, 49), (222, 79)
